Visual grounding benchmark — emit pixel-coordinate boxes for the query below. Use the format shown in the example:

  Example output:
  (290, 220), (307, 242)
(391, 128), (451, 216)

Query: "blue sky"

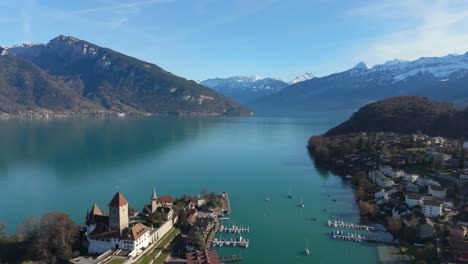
(1, 0), (468, 81)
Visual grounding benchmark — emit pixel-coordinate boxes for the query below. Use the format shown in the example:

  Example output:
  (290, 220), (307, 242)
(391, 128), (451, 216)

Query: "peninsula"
(308, 96), (468, 263)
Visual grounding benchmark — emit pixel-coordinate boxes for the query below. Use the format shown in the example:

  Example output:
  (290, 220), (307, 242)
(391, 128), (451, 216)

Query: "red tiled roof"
(429, 185), (446, 191)
(109, 192), (128, 207)
(406, 193), (423, 200)
(158, 195), (174, 203)
(186, 250), (220, 264)
(124, 223), (150, 241)
(91, 203), (103, 216)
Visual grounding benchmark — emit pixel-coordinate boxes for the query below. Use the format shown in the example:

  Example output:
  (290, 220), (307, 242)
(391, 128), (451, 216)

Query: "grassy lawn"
(406, 147), (427, 152)
(153, 249), (171, 264)
(137, 228), (180, 264)
(107, 258), (125, 264)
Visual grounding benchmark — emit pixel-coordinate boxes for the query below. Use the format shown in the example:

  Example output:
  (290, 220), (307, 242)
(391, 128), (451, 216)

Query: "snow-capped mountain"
(353, 61), (371, 70)
(200, 76), (288, 104)
(255, 52), (468, 111)
(290, 72), (315, 84)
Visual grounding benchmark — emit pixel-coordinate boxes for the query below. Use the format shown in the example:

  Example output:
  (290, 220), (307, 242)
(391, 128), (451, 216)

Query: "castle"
(84, 187), (175, 256)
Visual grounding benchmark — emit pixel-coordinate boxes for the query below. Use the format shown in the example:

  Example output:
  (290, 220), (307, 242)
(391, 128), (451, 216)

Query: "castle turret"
(108, 192), (129, 235)
(151, 187), (158, 213)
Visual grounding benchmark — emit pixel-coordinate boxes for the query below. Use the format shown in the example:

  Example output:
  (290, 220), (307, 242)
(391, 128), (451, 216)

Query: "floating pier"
(331, 230), (366, 242)
(211, 237), (249, 248)
(218, 225), (249, 233)
(327, 219), (374, 231)
(220, 255), (243, 263)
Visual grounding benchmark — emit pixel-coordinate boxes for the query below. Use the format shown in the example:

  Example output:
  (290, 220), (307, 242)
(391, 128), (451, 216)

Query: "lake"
(0, 113), (380, 263)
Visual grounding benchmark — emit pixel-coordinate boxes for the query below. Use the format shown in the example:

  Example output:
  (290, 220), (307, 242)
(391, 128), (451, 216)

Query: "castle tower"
(86, 203), (104, 225)
(108, 192), (129, 235)
(151, 187), (158, 213)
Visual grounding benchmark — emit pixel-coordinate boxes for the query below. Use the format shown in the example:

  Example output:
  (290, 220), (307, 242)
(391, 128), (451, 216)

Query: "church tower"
(151, 187), (158, 213)
(108, 192), (129, 235)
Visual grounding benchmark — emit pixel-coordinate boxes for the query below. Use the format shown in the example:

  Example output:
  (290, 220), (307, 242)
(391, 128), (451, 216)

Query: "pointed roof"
(109, 192), (128, 207)
(90, 203), (103, 216)
(152, 187), (158, 200)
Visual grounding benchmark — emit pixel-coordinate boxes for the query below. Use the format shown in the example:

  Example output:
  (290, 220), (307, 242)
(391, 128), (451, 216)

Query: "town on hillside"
(71, 187), (244, 264)
(308, 132), (468, 263)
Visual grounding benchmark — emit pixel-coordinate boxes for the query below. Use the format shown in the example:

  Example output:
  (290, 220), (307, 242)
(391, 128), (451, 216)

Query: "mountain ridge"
(3, 35), (250, 116)
(325, 96), (468, 139)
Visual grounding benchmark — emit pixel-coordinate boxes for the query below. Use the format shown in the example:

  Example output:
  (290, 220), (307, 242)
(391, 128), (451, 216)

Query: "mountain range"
(0, 35), (250, 117)
(253, 53), (468, 113)
(200, 73), (315, 105)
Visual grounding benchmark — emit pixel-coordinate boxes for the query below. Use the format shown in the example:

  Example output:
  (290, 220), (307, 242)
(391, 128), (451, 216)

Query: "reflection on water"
(0, 117), (221, 178)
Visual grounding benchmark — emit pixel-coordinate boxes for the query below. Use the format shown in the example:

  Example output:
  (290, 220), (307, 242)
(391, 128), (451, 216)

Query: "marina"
(331, 230), (366, 242)
(211, 237), (250, 248)
(219, 255), (243, 263)
(218, 225), (250, 233)
(327, 219), (375, 231)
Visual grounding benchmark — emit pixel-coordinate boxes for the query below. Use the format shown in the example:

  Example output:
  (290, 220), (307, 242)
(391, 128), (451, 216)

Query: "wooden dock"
(211, 237), (249, 248)
(331, 230), (366, 242)
(220, 255), (242, 263)
(328, 219), (374, 231)
(218, 225), (249, 233)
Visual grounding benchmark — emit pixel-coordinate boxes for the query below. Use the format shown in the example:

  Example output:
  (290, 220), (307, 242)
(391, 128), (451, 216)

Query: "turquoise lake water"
(0, 114), (380, 263)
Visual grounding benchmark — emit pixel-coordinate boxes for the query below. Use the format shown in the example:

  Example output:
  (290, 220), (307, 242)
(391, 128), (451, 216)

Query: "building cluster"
(319, 132), (468, 262)
(84, 187), (176, 258)
(370, 165), (451, 219)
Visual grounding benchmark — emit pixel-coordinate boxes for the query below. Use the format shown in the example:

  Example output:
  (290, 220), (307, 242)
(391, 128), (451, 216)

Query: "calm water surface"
(0, 114), (379, 263)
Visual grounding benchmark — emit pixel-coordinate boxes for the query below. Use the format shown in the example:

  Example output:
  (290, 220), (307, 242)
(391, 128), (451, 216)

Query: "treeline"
(325, 96), (468, 139)
(0, 211), (80, 264)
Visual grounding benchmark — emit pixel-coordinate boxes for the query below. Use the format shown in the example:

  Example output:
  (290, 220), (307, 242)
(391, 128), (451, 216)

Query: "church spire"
(151, 187), (158, 200)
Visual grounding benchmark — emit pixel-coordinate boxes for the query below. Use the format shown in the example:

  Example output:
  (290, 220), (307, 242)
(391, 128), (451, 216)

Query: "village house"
(402, 173), (419, 183)
(405, 183), (420, 194)
(392, 204), (411, 218)
(144, 187), (175, 221)
(428, 185), (447, 199)
(368, 171), (395, 188)
(421, 200), (443, 218)
(186, 249), (220, 264)
(415, 176), (440, 187)
(405, 193), (424, 207)
(379, 165), (404, 179)
(375, 189), (389, 205)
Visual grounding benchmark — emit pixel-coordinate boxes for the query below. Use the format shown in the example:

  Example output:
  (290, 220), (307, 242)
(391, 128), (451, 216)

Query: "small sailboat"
(298, 196), (304, 208)
(305, 240), (310, 255)
(288, 185), (292, 199)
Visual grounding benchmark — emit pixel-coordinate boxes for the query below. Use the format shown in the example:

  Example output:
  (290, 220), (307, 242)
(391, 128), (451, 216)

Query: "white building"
(402, 173), (419, 182)
(428, 185), (447, 199)
(380, 165), (393, 176)
(368, 171), (395, 188)
(405, 193), (424, 207)
(415, 177), (440, 187)
(375, 189), (388, 199)
(422, 200), (443, 218)
(387, 188), (398, 196)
